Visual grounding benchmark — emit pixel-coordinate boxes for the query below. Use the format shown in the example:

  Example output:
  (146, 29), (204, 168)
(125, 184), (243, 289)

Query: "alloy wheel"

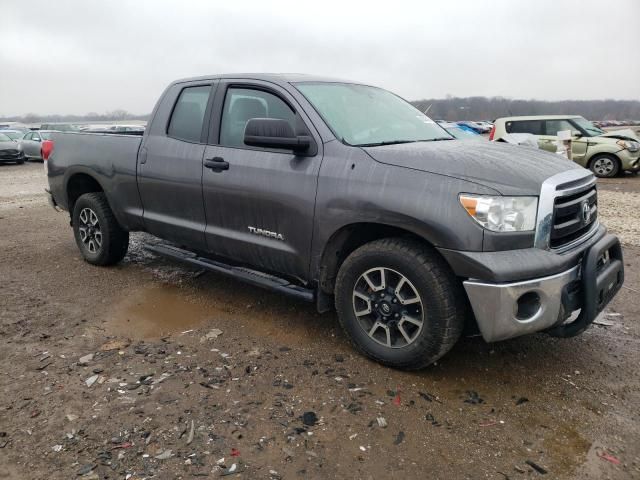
(78, 207), (102, 254)
(352, 267), (424, 348)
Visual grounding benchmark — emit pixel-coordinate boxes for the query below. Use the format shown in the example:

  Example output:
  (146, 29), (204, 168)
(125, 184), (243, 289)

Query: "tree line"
(0, 110), (149, 123)
(410, 97), (640, 121)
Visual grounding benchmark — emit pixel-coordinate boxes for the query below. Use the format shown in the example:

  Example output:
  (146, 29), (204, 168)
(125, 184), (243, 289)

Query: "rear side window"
(505, 120), (544, 135)
(219, 88), (296, 148)
(545, 119), (575, 136)
(167, 85), (211, 143)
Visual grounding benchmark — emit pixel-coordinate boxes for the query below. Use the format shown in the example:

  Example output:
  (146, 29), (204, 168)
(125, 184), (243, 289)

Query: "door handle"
(204, 157), (229, 172)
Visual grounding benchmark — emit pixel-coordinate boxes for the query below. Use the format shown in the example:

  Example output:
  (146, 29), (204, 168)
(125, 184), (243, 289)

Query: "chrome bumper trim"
(463, 265), (580, 342)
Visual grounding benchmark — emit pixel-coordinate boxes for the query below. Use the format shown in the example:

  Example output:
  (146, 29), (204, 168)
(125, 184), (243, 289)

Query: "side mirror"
(244, 118), (310, 153)
(572, 130), (583, 138)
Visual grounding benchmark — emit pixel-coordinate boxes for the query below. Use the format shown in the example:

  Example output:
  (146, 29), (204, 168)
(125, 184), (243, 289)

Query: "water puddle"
(105, 284), (214, 340)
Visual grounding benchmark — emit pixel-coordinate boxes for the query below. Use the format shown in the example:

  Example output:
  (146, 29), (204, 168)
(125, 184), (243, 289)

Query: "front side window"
(545, 119), (576, 136)
(295, 82), (450, 146)
(219, 88), (296, 148)
(505, 120), (544, 135)
(167, 85), (211, 143)
(23, 132), (33, 140)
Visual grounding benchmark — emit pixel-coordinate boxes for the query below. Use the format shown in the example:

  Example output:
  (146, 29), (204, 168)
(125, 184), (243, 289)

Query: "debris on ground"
(596, 450), (621, 465)
(393, 431), (405, 445)
(155, 450), (173, 460)
(464, 391), (484, 405)
(204, 328), (223, 340)
(84, 375), (99, 387)
(376, 417), (387, 428)
(515, 397), (529, 405)
(78, 353), (94, 364)
(524, 460), (548, 474)
(302, 411), (318, 426)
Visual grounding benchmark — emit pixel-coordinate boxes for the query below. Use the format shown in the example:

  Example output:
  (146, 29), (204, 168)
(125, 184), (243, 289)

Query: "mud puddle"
(105, 284), (214, 340)
(104, 278), (337, 346)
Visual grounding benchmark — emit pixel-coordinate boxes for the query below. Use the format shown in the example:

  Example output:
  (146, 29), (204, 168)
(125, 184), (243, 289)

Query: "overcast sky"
(1, 0), (639, 116)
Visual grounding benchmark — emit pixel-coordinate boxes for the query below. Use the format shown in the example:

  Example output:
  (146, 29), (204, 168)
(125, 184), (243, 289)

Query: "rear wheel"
(72, 192), (129, 265)
(335, 238), (465, 369)
(589, 154), (620, 178)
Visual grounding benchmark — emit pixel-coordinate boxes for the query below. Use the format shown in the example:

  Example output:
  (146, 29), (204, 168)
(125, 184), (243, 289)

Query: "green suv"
(491, 115), (640, 177)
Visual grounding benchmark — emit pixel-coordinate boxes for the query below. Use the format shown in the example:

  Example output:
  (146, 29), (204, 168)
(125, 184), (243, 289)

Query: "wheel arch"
(316, 222), (440, 295)
(65, 171), (106, 216)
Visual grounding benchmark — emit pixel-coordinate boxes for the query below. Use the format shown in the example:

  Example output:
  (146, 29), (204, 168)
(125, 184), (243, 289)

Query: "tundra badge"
(248, 226), (284, 241)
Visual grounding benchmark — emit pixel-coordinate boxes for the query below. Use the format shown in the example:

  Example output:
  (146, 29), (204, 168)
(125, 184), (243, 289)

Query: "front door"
(201, 81), (322, 282)
(137, 82), (216, 250)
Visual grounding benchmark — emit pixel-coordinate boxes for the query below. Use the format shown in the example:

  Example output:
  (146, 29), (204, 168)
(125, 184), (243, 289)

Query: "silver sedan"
(20, 130), (54, 160)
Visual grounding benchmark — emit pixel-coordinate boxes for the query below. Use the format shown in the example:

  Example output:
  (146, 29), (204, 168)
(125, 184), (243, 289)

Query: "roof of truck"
(171, 73), (362, 86)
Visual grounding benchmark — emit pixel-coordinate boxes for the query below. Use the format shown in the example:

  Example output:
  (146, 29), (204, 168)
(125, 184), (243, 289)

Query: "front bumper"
(618, 148), (640, 171)
(462, 233), (624, 342)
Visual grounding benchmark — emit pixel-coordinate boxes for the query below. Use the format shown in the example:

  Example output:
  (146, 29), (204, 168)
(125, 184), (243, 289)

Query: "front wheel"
(335, 238), (465, 369)
(589, 154), (620, 178)
(72, 192), (129, 266)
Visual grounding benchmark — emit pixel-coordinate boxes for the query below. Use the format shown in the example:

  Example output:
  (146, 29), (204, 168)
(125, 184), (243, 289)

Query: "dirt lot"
(1, 162), (639, 480)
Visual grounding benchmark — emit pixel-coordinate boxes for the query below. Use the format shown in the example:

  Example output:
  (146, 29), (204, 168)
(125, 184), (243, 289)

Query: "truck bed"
(48, 132), (145, 230)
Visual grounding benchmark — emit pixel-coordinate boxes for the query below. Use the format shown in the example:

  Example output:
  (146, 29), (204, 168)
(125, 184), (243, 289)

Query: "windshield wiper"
(356, 137), (453, 147)
(355, 140), (419, 147)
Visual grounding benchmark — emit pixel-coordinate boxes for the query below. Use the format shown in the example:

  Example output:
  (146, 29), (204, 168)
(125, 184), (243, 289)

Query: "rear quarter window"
(505, 120), (544, 135)
(167, 85), (212, 143)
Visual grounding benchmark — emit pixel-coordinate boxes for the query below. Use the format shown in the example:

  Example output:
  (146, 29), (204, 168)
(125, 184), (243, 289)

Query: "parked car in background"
(40, 123), (81, 132)
(490, 115), (640, 177)
(0, 132), (25, 164)
(439, 122), (483, 140)
(457, 121), (491, 134)
(20, 130), (55, 160)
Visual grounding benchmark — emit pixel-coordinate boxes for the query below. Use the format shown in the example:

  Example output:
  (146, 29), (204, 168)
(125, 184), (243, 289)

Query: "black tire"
(589, 154), (620, 178)
(16, 159), (24, 165)
(335, 238), (465, 369)
(72, 192), (129, 266)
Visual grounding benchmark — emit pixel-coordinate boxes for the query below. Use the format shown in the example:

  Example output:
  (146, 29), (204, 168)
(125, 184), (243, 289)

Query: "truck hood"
(598, 129), (639, 142)
(362, 140), (580, 196)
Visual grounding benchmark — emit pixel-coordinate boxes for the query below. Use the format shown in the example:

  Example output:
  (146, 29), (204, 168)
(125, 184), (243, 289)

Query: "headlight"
(459, 194), (538, 232)
(617, 140), (640, 152)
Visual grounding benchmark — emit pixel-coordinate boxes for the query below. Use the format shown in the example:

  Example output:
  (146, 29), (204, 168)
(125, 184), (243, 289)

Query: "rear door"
(201, 80), (322, 282)
(137, 81), (217, 250)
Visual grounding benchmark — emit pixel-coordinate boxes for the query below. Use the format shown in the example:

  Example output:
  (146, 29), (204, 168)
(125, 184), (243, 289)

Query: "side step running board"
(145, 243), (315, 302)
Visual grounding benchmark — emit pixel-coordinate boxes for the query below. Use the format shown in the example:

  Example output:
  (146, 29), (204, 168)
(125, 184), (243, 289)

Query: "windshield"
(3, 132), (22, 140)
(572, 117), (605, 137)
(295, 83), (452, 146)
(0, 133), (11, 142)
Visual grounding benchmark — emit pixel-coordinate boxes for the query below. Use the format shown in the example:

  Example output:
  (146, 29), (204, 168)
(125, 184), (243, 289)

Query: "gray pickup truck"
(46, 74), (624, 369)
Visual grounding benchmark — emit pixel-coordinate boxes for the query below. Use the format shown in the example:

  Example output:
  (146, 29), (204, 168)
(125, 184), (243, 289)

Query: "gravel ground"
(0, 162), (639, 480)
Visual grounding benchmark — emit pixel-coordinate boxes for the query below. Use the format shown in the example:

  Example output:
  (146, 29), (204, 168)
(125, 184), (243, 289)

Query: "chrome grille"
(550, 186), (597, 249)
